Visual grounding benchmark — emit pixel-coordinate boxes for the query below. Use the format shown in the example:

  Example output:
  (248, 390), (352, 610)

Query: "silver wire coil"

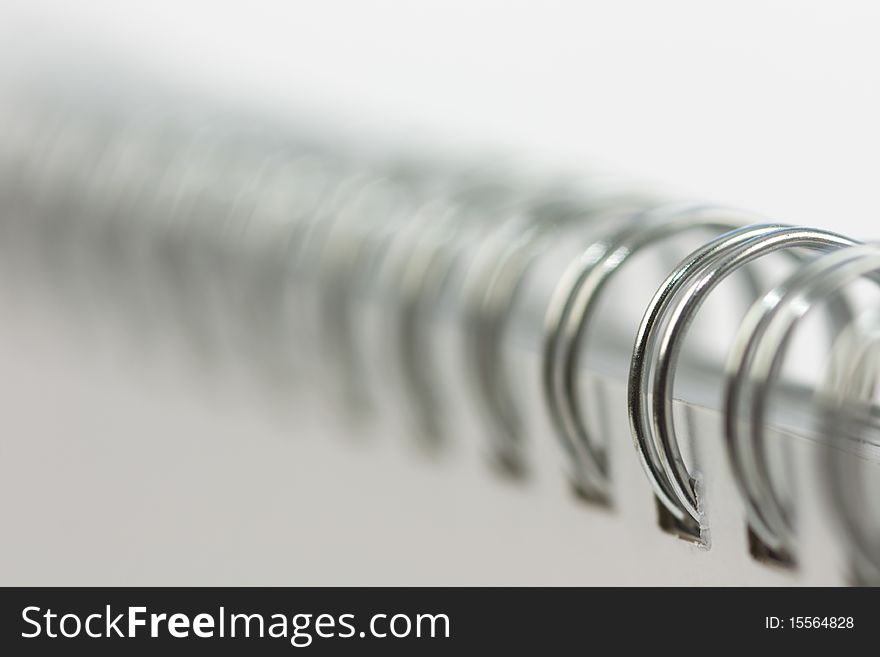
(723, 244), (880, 564)
(820, 305), (880, 585)
(2, 90), (879, 580)
(629, 224), (859, 542)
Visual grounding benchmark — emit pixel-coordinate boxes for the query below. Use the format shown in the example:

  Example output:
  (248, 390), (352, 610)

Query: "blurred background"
(1, 1), (878, 585)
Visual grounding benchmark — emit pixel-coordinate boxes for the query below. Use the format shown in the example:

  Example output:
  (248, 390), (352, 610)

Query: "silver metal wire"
(725, 244), (880, 558)
(819, 307), (880, 585)
(463, 187), (657, 476)
(3, 86), (879, 575)
(630, 225), (858, 536)
(543, 204), (752, 503)
(462, 199), (574, 474)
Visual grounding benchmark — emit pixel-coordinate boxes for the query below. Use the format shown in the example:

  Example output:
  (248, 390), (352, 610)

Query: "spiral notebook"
(1, 75), (878, 586)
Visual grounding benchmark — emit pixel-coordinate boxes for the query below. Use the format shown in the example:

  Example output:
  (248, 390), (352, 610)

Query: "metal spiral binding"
(543, 204), (759, 504)
(465, 184), (654, 476)
(2, 89), (880, 580)
(629, 224), (858, 543)
(461, 193), (581, 474)
(820, 306), (880, 585)
(724, 244), (880, 564)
